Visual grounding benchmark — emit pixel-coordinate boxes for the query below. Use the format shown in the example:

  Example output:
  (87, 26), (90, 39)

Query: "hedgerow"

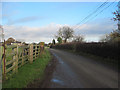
(52, 42), (119, 63)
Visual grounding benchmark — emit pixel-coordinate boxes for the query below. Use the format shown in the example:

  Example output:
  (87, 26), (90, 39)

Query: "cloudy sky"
(1, 0), (118, 43)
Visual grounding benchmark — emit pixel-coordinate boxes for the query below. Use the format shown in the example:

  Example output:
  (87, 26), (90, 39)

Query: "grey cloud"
(7, 16), (45, 25)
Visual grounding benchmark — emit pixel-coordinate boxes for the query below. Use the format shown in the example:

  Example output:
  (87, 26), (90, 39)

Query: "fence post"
(39, 45), (40, 56)
(29, 44), (33, 63)
(36, 45), (38, 58)
(12, 55), (16, 74)
(15, 45), (18, 73)
(35, 45), (37, 59)
(22, 48), (24, 65)
(39, 42), (44, 56)
(2, 40), (6, 80)
(12, 46), (17, 74)
(24, 49), (27, 63)
(40, 45), (44, 55)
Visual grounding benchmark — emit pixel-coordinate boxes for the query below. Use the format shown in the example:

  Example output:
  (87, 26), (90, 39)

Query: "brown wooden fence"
(1, 43), (44, 80)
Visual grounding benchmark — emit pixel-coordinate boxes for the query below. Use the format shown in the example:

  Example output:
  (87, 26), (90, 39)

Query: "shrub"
(52, 42), (119, 62)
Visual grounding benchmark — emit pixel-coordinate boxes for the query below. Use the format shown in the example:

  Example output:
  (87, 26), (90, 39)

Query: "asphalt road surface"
(49, 48), (118, 88)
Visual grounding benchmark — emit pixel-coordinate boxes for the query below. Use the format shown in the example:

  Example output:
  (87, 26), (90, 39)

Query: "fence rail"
(1, 43), (44, 80)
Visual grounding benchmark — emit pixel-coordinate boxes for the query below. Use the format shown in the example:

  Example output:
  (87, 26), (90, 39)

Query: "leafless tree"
(113, 3), (120, 30)
(100, 30), (120, 43)
(72, 35), (84, 43)
(55, 26), (74, 43)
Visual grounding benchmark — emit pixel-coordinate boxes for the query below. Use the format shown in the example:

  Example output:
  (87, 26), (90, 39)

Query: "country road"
(48, 48), (118, 88)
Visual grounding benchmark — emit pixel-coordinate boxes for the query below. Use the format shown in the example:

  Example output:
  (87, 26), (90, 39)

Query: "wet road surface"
(49, 49), (118, 88)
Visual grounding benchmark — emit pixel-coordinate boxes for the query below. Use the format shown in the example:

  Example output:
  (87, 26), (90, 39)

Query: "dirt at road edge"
(26, 53), (58, 88)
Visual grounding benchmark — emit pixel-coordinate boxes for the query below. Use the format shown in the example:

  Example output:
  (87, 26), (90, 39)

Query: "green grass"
(6, 46), (23, 61)
(6, 47), (13, 61)
(1, 45), (23, 61)
(0, 46), (2, 59)
(3, 49), (51, 88)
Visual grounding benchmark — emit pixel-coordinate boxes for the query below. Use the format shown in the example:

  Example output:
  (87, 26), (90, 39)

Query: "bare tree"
(72, 35), (84, 43)
(55, 26), (74, 43)
(55, 28), (64, 39)
(113, 2), (120, 30)
(100, 30), (120, 43)
(113, 10), (120, 21)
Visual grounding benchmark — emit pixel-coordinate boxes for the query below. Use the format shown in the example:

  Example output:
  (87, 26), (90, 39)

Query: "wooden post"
(2, 45), (4, 76)
(39, 42), (44, 56)
(27, 47), (29, 62)
(15, 45), (18, 73)
(12, 55), (16, 74)
(40, 45), (44, 55)
(39, 44), (40, 57)
(2, 40), (6, 80)
(36, 45), (38, 58)
(27, 48), (29, 62)
(35, 45), (37, 59)
(22, 49), (24, 65)
(24, 49), (27, 63)
(40, 45), (42, 56)
(29, 44), (33, 63)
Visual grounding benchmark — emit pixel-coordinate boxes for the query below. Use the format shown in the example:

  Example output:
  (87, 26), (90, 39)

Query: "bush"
(52, 42), (119, 62)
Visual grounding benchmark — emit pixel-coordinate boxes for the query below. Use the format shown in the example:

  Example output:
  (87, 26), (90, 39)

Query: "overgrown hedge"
(52, 42), (119, 62)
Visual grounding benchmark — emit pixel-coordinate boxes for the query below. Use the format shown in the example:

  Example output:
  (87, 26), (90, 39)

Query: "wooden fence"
(1, 43), (44, 80)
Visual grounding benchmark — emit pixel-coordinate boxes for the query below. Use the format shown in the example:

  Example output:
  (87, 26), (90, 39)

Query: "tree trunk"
(65, 39), (67, 43)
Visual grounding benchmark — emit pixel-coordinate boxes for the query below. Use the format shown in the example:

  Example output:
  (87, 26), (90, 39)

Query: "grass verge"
(2, 49), (51, 88)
